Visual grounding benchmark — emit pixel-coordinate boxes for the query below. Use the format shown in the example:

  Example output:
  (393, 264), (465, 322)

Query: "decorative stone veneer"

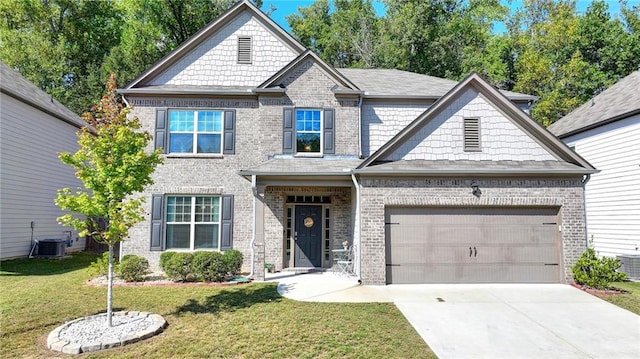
(263, 186), (352, 271)
(358, 177), (586, 285)
(384, 88), (556, 162)
(149, 12), (298, 87)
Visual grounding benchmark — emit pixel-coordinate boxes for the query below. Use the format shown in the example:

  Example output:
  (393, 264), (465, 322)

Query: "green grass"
(0, 253), (435, 358)
(593, 281), (640, 315)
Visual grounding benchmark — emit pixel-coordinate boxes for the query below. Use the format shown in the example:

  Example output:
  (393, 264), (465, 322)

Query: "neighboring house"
(119, 0), (595, 284)
(0, 61), (85, 259)
(549, 71), (640, 258)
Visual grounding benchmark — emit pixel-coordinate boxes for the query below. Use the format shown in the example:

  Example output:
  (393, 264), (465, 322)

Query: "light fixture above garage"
(471, 181), (482, 197)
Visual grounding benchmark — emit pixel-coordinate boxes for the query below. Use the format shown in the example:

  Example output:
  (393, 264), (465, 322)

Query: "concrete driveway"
(269, 272), (640, 359)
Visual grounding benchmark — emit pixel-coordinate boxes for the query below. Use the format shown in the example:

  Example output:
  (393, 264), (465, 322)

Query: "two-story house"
(118, 0), (595, 285)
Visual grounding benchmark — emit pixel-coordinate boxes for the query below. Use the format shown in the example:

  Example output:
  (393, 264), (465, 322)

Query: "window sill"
(294, 153), (324, 158)
(166, 153), (224, 159)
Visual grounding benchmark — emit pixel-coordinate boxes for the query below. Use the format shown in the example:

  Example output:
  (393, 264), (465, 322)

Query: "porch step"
(281, 267), (329, 274)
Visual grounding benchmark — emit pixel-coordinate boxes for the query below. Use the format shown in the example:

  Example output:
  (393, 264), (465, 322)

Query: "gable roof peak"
(357, 72), (595, 173)
(258, 50), (360, 91)
(124, 0), (306, 89)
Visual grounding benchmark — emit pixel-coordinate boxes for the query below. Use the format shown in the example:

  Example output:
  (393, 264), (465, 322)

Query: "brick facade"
(358, 176), (586, 285)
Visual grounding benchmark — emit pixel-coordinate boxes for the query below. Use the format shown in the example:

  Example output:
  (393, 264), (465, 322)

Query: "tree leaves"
(55, 74), (163, 245)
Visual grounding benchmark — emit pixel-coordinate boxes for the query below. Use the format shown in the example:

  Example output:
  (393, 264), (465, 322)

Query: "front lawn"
(0, 252), (435, 358)
(593, 281), (640, 315)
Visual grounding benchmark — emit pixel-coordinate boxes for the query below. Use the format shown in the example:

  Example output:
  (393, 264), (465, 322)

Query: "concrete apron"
(269, 272), (640, 359)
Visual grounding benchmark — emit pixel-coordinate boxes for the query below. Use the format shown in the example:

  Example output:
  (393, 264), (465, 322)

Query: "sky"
(261, 0), (629, 33)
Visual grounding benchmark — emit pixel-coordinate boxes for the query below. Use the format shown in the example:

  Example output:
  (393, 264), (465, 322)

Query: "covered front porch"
(239, 158), (362, 280)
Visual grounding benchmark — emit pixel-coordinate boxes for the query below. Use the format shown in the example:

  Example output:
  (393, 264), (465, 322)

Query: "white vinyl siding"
(564, 114), (640, 257)
(0, 94), (84, 259)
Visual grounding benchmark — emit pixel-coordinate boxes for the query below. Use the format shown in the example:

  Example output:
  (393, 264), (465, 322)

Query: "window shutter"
(150, 195), (164, 251)
(323, 108), (335, 154)
(463, 118), (481, 151)
(223, 110), (235, 154)
(283, 107), (294, 154)
(237, 36), (252, 64)
(155, 108), (168, 153)
(221, 195), (234, 251)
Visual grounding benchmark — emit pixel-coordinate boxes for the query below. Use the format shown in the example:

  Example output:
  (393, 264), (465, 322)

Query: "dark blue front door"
(295, 205), (322, 267)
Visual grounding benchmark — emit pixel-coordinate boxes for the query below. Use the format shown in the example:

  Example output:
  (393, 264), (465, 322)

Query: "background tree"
(55, 74), (163, 327)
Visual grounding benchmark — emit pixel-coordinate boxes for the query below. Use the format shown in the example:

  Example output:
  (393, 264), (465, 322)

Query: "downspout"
(351, 171), (361, 280)
(357, 95), (363, 158)
(249, 175), (257, 277)
(581, 174), (591, 248)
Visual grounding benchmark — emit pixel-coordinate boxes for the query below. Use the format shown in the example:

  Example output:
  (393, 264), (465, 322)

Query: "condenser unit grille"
(37, 239), (66, 258)
(617, 254), (640, 279)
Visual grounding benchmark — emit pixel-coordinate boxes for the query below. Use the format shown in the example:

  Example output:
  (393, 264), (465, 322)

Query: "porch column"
(252, 185), (266, 281)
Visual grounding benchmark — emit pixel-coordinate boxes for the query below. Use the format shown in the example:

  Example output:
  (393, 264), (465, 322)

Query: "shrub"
(159, 251), (176, 269)
(192, 251), (225, 282)
(223, 249), (243, 277)
(162, 252), (195, 282)
(87, 251), (116, 277)
(117, 255), (150, 282)
(572, 248), (627, 289)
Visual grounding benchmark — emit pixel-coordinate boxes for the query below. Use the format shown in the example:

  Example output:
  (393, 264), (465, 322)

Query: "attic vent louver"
(463, 118), (481, 151)
(237, 36), (252, 64)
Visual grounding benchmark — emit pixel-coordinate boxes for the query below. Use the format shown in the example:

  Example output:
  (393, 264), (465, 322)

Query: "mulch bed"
(87, 273), (253, 287)
(570, 282), (630, 295)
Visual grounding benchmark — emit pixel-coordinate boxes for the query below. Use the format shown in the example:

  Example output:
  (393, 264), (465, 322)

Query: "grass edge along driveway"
(0, 252), (436, 358)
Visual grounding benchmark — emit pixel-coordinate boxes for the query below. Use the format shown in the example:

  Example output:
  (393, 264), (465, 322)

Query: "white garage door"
(385, 207), (562, 284)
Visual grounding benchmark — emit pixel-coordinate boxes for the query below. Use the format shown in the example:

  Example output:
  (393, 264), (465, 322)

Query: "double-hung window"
(283, 107), (334, 155)
(168, 110), (223, 154)
(295, 109), (322, 153)
(166, 196), (220, 250)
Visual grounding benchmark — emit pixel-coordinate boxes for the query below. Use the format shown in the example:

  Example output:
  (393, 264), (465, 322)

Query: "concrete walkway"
(268, 272), (640, 359)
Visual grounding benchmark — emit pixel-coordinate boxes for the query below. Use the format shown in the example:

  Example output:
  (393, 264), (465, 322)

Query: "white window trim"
(165, 195), (222, 251)
(295, 108), (323, 156)
(168, 109), (224, 155)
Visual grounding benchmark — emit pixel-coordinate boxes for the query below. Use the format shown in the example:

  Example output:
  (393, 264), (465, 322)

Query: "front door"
(294, 205), (322, 267)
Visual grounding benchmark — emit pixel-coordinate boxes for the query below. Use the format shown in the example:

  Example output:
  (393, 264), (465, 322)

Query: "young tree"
(55, 74), (163, 327)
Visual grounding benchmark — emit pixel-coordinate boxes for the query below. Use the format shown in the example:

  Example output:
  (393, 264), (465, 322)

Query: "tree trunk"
(107, 245), (114, 327)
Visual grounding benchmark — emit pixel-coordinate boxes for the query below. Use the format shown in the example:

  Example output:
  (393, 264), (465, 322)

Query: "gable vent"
(463, 118), (481, 151)
(237, 36), (252, 64)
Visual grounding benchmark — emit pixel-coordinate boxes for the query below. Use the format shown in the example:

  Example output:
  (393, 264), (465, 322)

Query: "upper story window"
(283, 107), (334, 155)
(463, 118), (481, 152)
(296, 109), (322, 153)
(169, 110), (222, 154)
(237, 36), (252, 64)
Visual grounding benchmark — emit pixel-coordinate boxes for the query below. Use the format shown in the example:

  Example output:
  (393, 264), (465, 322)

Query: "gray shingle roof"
(0, 61), (85, 128)
(355, 160), (594, 175)
(548, 70), (640, 137)
(337, 68), (536, 101)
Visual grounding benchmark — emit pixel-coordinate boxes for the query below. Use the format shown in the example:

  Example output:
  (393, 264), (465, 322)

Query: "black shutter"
(150, 195), (164, 251)
(220, 195), (234, 251)
(323, 108), (335, 154)
(155, 108), (168, 153)
(283, 107), (294, 154)
(223, 110), (236, 154)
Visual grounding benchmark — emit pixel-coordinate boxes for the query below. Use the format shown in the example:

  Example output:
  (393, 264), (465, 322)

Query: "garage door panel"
(385, 207), (561, 284)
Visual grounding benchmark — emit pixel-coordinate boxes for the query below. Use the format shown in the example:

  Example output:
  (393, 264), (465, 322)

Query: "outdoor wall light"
(471, 181), (482, 197)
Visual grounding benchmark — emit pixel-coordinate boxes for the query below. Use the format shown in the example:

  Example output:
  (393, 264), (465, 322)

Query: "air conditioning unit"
(37, 238), (66, 258)
(617, 254), (640, 279)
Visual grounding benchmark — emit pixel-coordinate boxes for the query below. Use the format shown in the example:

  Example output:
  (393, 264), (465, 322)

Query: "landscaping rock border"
(47, 311), (166, 354)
